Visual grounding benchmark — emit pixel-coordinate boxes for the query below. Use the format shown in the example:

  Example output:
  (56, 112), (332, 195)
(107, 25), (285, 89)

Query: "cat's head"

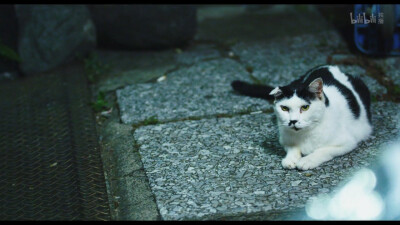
(269, 77), (327, 132)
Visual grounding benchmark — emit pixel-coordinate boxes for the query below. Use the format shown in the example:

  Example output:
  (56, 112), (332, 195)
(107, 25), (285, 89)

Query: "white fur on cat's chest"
(279, 127), (325, 156)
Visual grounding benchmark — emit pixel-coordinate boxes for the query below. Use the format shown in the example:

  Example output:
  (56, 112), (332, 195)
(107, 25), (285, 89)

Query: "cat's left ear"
(308, 78), (323, 99)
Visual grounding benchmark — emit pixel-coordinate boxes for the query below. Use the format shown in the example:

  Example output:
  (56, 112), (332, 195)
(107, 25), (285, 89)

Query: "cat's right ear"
(308, 78), (323, 99)
(269, 87), (282, 97)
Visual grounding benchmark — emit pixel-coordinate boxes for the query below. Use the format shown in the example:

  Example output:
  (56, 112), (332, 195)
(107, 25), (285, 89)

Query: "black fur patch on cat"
(231, 80), (274, 100)
(231, 66), (370, 122)
(347, 73), (372, 123)
(323, 92), (330, 107)
(297, 67), (361, 119)
(273, 67), (333, 108)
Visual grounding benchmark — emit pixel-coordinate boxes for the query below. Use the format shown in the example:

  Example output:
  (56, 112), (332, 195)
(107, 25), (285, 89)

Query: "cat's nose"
(288, 120), (298, 126)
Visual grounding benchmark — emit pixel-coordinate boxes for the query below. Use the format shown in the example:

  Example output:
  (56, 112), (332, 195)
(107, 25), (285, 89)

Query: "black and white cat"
(231, 65), (372, 170)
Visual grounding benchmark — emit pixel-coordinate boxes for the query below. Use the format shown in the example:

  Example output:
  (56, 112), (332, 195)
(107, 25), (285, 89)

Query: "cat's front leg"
(282, 146), (302, 169)
(296, 145), (354, 170)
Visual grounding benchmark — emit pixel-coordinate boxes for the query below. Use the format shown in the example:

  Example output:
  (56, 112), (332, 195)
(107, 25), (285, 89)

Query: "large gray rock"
(88, 5), (197, 50)
(16, 5), (96, 75)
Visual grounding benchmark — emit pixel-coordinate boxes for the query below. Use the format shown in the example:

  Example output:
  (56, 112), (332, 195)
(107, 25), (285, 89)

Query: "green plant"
(249, 73), (263, 85)
(294, 5), (309, 13)
(316, 39), (328, 48)
(0, 39), (21, 62)
(142, 116), (159, 125)
(83, 53), (111, 83)
(245, 65), (254, 74)
(91, 91), (110, 112)
(393, 85), (400, 95)
(371, 95), (378, 103)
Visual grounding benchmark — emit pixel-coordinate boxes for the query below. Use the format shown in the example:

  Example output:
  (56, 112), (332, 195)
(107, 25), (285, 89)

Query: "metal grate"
(0, 64), (110, 220)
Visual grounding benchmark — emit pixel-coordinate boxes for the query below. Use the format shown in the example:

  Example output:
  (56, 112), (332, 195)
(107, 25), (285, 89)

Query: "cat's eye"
(301, 105), (310, 111)
(280, 106), (289, 111)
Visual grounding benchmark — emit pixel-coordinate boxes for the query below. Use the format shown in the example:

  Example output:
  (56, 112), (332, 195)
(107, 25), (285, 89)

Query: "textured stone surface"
(134, 102), (400, 220)
(16, 5), (96, 75)
(117, 58), (272, 124)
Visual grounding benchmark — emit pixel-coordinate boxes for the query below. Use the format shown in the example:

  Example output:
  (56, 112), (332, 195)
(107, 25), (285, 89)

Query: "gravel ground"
(133, 102), (400, 220)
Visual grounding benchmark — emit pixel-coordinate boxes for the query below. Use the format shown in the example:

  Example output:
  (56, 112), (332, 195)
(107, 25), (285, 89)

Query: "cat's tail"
(231, 80), (275, 101)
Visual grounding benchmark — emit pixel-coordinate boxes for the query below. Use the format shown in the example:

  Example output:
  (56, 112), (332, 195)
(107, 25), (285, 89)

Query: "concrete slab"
(97, 99), (160, 220)
(175, 44), (221, 66)
(133, 102), (400, 220)
(93, 44), (222, 93)
(93, 49), (177, 93)
(116, 58), (272, 125)
(197, 5), (247, 23)
(100, 120), (143, 177)
(115, 171), (160, 220)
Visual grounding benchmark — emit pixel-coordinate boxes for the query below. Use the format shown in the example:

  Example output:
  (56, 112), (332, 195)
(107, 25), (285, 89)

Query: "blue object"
(353, 4), (400, 56)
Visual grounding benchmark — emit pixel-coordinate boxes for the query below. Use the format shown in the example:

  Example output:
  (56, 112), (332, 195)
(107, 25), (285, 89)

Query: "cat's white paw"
(296, 156), (322, 170)
(282, 155), (301, 169)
